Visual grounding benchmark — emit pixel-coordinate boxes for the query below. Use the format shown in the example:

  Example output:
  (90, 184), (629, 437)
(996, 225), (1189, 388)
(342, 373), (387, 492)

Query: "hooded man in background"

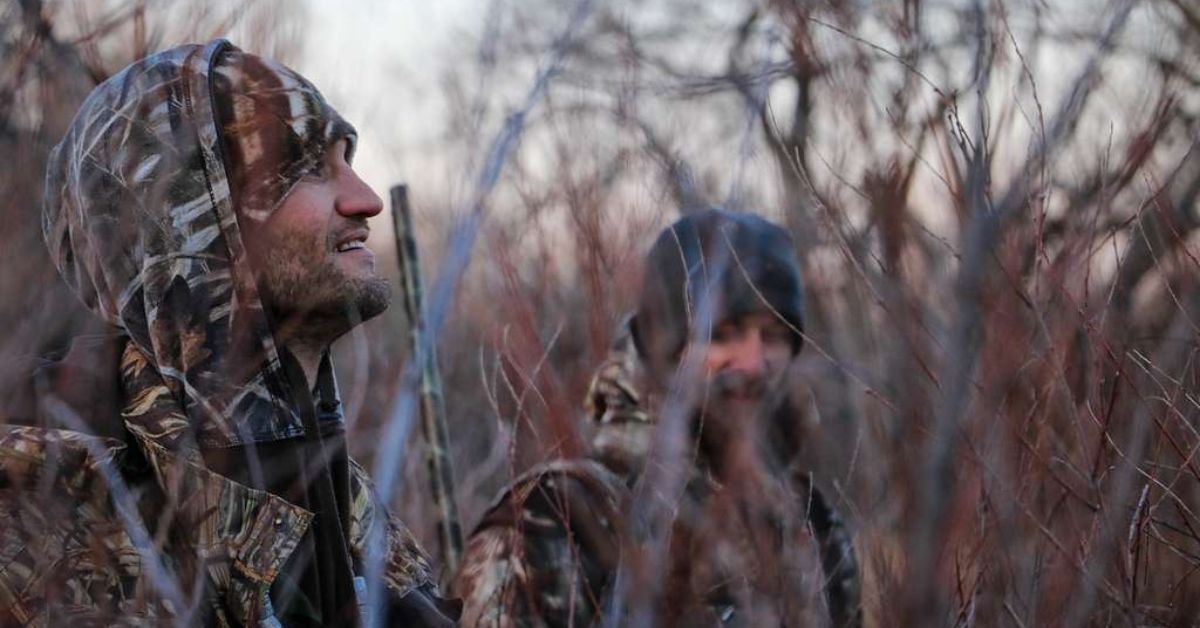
(0, 40), (457, 626)
(455, 208), (862, 627)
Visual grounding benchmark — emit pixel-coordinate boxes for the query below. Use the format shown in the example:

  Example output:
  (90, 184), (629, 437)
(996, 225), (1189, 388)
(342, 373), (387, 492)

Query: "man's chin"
(695, 396), (766, 439)
(725, 397), (765, 418)
(349, 276), (391, 323)
(276, 276), (391, 334)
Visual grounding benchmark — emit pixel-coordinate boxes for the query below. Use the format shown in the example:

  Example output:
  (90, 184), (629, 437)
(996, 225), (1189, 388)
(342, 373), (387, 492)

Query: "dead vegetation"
(3, 0), (1200, 625)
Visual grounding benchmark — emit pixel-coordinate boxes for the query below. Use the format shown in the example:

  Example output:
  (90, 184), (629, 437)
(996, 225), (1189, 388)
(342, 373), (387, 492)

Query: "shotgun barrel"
(389, 184), (464, 580)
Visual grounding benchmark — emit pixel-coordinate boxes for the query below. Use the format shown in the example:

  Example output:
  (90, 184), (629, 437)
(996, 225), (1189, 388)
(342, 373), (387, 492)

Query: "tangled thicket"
(3, 0), (1200, 625)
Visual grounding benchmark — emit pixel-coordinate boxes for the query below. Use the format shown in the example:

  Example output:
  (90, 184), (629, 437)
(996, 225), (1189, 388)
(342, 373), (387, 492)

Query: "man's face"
(241, 139), (390, 339)
(691, 311), (794, 426)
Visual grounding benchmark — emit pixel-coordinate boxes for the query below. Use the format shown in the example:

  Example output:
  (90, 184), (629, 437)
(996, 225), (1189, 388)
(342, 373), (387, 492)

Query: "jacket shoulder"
(0, 426), (172, 624)
(457, 459), (627, 627)
(0, 426), (128, 504)
(475, 459), (628, 534)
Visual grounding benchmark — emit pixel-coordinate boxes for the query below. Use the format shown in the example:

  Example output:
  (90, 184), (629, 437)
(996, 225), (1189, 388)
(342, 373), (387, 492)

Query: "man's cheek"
(274, 230), (323, 264)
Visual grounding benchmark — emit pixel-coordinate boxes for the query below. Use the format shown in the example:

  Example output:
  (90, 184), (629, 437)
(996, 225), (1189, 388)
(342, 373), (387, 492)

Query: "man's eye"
(762, 323), (792, 345)
(711, 324), (737, 343)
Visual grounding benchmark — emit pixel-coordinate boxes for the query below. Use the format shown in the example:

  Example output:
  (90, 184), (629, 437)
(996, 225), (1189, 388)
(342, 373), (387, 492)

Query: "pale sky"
(263, 0), (1170, 260)
(299, 0), (481, 218)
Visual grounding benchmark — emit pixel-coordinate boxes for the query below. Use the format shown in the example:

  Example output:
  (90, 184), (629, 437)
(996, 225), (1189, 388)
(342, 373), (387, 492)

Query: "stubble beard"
(254, 230), (392, 345)
(693, 370), (787, 479)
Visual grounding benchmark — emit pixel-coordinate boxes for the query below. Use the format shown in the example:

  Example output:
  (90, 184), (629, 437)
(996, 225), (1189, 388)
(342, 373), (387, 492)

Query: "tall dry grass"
(4, 0), (1200, 625)
(400, 1), (1200, 625)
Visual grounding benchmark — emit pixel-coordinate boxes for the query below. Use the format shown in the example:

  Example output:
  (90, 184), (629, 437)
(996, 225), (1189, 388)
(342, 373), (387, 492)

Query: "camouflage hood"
(42, 40), (353, 450)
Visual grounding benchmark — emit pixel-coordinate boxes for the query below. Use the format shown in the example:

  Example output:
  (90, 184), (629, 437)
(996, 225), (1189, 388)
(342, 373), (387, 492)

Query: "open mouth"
(335, 231), (369, 253)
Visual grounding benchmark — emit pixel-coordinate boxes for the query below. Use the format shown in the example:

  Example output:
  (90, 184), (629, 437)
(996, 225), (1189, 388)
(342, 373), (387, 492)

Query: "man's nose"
(335, 168), (384, 218)
(728, 331), (767, 377)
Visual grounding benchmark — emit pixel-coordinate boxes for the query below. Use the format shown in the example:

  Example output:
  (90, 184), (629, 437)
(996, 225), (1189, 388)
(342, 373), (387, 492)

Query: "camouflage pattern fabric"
(0, 40), (443, 625)
(584, 322), (656, 478)
(455, 459), (627, 628)
(455, 321), (863, 627)
(0, 399), (436, 626)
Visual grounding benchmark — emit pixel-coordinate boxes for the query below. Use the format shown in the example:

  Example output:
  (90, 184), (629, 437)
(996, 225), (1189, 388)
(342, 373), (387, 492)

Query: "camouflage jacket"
(0, 380), (437, 626)
(455, 324), (862, 627)
(0, 40), (451, 626)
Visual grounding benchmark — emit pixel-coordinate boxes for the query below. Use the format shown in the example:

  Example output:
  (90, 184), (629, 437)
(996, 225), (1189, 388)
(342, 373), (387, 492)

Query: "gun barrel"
(390, 184), (464, 580)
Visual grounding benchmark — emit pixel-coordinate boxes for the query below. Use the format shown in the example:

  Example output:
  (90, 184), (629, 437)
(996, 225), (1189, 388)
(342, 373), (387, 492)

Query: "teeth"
(336, 240), (365, 252)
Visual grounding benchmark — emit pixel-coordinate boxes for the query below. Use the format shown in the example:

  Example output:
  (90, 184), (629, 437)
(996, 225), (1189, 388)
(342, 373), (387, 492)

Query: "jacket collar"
(120, 339), (313, 624)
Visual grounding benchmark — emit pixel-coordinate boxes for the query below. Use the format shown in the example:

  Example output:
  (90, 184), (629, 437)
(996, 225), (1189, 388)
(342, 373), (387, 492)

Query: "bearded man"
(0, 41), (457, 626)
(455, 208), (862, 627)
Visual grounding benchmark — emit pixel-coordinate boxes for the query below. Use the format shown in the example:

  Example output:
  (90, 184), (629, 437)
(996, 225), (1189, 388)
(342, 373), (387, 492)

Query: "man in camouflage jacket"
(455, 209), (862, 627)
(0, 41), (457, 626)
